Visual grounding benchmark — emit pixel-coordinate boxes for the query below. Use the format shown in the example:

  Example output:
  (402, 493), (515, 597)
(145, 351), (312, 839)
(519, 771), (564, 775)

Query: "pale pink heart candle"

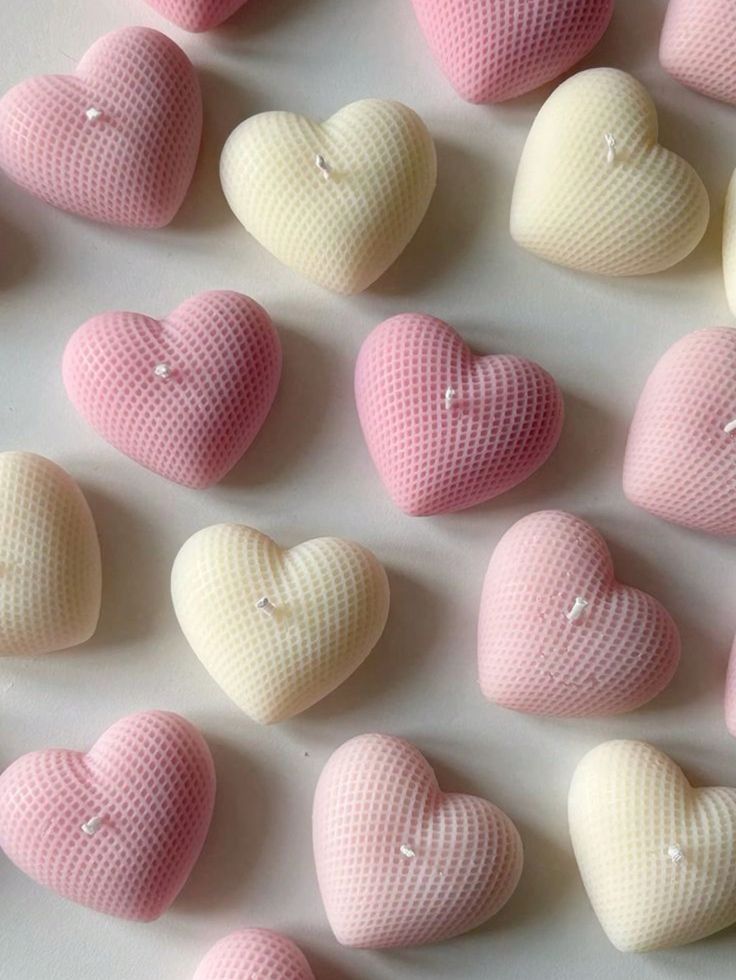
(478, 511), (680, 716)
(409, 0), (614, 103)
(660, 0), (736, 106)
(63, 291), (281, 488)
(0, 27), (202, 227)
(355, 314), (564, 515)
(313, 733), (523, 948)
(194, 929), (315, 980)
(0, 710), (215, 920)
(144, 0), (247, 31)
(624, 328), (736, 536)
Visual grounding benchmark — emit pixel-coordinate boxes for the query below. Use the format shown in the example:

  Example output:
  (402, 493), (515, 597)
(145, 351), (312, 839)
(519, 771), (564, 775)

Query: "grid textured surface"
(723, 171), (736, 317)
(0, 452), (101, 656)
(0, 27), (202, 227)
(409, 0), (613, 103)
(194, 928), (315, 980)
(313, 733), (523, 948)
(144, 0), (247, 31)
(62, 291), (282, 489)
(510, 68), (709, 276)
(171, 524), (390, 724)
(568, 740), (736, 951)
(0, 711), (215, 921)
(660, 0), (736, 106)
(478, 511), (680, 716)
(354, 314), (564, 516)
(220, 100), (437, 294)
(624, 328), (736, 536)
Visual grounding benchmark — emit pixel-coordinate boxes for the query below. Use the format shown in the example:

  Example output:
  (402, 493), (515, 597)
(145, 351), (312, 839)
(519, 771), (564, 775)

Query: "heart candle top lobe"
(0, 27), (202, 227)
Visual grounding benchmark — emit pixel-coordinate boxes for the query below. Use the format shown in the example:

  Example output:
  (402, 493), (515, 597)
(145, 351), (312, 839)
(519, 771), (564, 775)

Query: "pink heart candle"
(660, 0), (736, 106)
(355, 313), (563, 515)
(313, 733), (523, 948)
(194, 929), (315, 979)
(409, 0), (614, 103)
(145, 0), (248, 31)
(62, 291), (281, 488)
(0, 27), (202, 227)
(0, 711), (215, 920)
(478, 511), (680, 716)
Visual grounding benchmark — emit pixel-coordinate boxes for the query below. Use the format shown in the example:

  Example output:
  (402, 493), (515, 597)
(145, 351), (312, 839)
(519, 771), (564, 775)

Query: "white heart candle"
(0, 452), (101, 655)
(569, 740), (736, 951)
(511, 68), (709, 276)
(220, 99), (437, 294)
(171, 524), (390, 723)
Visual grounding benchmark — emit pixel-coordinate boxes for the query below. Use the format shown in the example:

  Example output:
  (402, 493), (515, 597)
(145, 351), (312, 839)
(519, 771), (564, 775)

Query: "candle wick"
(444, 386), (457, 411)
(724, 419), (736, 434)
(315, 154), (332, 181)
(256, 596), (276, 617)
(399, 843), (416, 859)
(604, 132), (616, 165)
(153, 362), (173, 381)
(85, 107), (103, 123)
(667, 843), (684, 865)
(81, 815), (104, 836)
(566, 596), (589, 623)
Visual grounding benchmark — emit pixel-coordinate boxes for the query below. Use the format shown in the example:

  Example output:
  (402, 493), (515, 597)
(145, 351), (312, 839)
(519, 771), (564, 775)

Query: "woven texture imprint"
(478, 511), (680, 716)
(355, 314), (563, 515)
(313, 733), (523, 948)
(660, 0), (736, 106)
(569, 740), (736, 951)
(0, 27), (202, 227)
(0, 711), (215, 920)
(0, 452), (101, 656)
(145, 0), (247, 31)
(193, 928), (315, 980)
(410, 0), (613, 103)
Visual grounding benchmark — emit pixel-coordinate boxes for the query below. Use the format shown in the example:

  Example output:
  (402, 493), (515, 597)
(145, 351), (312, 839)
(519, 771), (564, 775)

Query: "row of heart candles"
(1, 22), (736, 298)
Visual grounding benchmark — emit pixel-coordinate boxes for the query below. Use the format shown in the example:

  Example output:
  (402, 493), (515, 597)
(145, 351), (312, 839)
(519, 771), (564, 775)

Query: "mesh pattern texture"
(568, 740), (736, 951)
(62, 291), (282, 489)
(624, 328), (736, 536)
(409, 0), (613, 103)
(510, 68), (710, 276)
(354, 314), (564, 516)
(220, 100), (437, 294)
(171, 524), (390, 725)
(312, 733), (523, 949)
(193, 929), (315, 980)
(660, 0), (736, 106)
(144, 0), (247, 31)
(0, 27), (202, 228)
(0, 452), (101, 656)
(723, 170), (736, 317)
(0, 710), (215, 921)
(477, 511), (680, 716)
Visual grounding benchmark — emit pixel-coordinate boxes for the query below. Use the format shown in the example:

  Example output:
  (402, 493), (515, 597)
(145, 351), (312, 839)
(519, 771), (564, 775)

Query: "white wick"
(399, 844), (416, 859)
(81, 815), (104, 836)
(667, 843), (684, 865)
(444, 386), (457, 411)
(724, 419), (736, 434)
(566, 597), (589, 623)
(315, 154), (332, 181)
(604, 132), (616, 165)
(153, 362), (172, 381)
(85, 107), (103, 123)
(256, 596), (276, 616)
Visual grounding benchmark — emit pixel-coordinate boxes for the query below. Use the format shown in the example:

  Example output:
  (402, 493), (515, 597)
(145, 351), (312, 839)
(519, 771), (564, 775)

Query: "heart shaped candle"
(313, 733), (523, 948)
(511, 68), (709, 275)
(171, 524), (390, 724)
(660, 0), (736, 106)
(478, 511), (680, 716)
(409, 0), (614, 103)
(0, 710), (215, 920)
(624, 328), (736, 536)
(569, 740), (736, 951)
(220, 100), (437, 293)
(194, 929), (315, 980)
(0, 452), (101, 656)
(355, 314), (564, 515)
(0, 27), (202, 227)
(62, 291), (281, 488)
(145, 0), (247, 31)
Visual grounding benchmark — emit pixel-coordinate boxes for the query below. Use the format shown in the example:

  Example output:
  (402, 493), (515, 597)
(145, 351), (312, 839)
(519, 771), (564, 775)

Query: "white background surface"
(1, 0), (736, 977)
